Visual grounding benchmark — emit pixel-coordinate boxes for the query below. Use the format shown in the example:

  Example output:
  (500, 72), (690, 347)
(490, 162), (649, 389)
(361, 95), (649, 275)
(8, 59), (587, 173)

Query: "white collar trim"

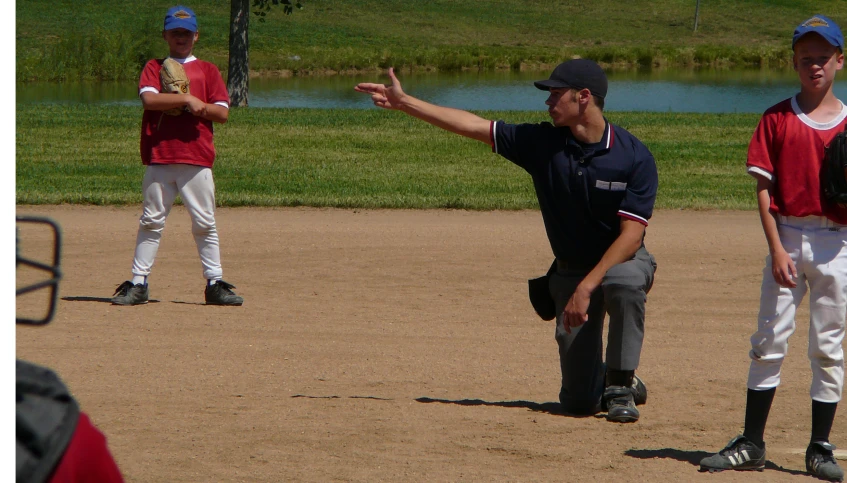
(167, 55), (197, 64)
(791, 95), (847, 130)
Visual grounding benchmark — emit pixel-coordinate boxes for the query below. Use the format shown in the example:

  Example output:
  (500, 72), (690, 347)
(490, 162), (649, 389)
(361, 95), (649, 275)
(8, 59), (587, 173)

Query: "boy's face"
(162, 28), (199, 58)
(793, 33), (844, 92)
(545, 87), (588, 127)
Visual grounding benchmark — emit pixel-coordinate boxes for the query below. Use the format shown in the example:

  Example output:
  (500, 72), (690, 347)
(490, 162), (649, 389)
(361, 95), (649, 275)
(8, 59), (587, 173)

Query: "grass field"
(15, 104), (760, 210)
(16, 1), (847, 81)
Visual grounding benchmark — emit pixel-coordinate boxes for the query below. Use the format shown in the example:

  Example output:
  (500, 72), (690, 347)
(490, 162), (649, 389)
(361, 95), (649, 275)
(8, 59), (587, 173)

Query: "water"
(16, 68), (847, 113)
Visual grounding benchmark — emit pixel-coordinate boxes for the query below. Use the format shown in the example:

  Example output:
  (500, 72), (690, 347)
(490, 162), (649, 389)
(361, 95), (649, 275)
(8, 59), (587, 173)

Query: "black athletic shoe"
(205, 280), (244, 306)
(807, 441), (844, 482)
(632, 374), (647, 405)
(699, 435), (766, 472)
(601, 374), (647, 411)
(111, 281), (149, 305)
(603, 385), (639, 423)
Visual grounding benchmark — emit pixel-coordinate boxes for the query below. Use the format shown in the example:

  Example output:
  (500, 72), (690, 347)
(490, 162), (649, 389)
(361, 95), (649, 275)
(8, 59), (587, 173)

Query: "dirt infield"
(16, 205), (834, 482)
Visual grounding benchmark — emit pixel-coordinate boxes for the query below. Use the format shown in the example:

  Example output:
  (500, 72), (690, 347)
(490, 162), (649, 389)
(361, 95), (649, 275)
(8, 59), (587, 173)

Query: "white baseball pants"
(748, 215), (847, 402)
(131, 164), (223, 281)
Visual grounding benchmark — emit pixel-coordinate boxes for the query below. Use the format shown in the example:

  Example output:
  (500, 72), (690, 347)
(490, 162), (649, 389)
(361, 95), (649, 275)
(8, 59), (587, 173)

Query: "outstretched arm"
(355, 67), (493, 145)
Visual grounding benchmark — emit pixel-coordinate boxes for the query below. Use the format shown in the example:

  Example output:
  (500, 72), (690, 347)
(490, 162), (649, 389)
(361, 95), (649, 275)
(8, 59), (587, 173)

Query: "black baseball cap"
(534, 59), (608, 99)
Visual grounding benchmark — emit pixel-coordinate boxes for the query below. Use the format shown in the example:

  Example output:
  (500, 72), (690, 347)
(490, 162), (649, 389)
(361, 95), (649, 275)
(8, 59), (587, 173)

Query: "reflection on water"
(16, 68), (847, 113)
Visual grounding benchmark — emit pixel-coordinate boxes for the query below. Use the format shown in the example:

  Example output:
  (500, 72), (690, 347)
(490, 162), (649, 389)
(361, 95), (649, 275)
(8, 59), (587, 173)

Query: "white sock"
(207, 279), (219, 286)
(131, 275), (147, 285)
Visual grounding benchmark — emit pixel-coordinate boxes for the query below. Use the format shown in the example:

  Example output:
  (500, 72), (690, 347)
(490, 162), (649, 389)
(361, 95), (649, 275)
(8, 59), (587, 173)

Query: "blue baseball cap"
(164, 6), (198, 32)
(793, 15), (843, 51)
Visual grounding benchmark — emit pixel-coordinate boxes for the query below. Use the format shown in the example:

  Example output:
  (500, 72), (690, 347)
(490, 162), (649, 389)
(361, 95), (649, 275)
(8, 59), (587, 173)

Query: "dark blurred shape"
(16, 216), (63, 325)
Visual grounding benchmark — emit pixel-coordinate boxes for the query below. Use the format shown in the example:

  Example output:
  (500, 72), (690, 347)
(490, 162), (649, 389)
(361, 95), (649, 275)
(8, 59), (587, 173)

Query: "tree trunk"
(694, 0), (701, 32)
(228, 0), (249, 107)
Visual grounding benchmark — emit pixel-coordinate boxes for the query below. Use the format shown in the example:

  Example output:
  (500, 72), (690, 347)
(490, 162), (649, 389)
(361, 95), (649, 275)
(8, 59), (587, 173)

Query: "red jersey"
(747, 96), (847, 224)
(138, 56), (230, 167)
(48, 412), (124, 482)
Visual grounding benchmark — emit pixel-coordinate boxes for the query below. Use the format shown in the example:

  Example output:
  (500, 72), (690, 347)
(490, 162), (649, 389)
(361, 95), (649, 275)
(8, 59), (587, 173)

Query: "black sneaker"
(603, 385), (639, 423)
(699, 435), (766, 472)
(601, 374), (647, 412)
(632, 374), (647, 405)
(112, 281), (149, 305)
(205, 280), (243, 306)
(807, 441), (844, 482)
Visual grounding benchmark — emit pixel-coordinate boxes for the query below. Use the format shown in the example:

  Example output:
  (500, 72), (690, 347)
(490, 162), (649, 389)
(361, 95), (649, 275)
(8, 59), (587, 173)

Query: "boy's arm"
(755, 175), (797, 288)
(140, 92), (228, 123)
(198, 103), (228, 123)
(562, 218), (646, 333)
(355, 68), (493, 145)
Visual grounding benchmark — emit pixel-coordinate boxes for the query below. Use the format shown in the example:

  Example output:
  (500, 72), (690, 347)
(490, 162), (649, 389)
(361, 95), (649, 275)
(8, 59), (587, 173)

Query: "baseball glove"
(159, 58), (190, 116)
(527, 259), (557, 321)
(824, 126), (847, 208)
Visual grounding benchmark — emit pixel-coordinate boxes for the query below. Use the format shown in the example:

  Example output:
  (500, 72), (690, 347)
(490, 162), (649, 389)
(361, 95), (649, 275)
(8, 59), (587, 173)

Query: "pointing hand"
(354, 67), (406, 110)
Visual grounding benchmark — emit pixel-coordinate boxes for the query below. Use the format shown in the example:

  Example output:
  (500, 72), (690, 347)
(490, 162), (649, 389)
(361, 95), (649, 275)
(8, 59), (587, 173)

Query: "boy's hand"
(185, 95), (208, 117)
(354, 67), (407, 110)
(562, 286), (592, 334)
(771, 249), (797, 288)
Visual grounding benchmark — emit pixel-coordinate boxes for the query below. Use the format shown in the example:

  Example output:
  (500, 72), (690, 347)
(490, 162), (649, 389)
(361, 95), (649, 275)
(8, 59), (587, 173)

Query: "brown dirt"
(15, 205), (835, 482)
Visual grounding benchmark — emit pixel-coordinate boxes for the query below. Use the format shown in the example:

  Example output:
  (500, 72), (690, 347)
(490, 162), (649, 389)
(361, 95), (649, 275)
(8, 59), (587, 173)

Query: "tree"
(227, 0), (303, 107)
(693, 0), (701, 32)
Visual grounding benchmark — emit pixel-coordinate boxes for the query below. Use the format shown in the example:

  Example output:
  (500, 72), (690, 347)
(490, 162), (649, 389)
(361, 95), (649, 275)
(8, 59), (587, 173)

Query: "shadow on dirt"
(415, 396), (596, 418)
(292, 394), (393, 401)
(625, 448), (808, 476)
(61, 296), (160, 304)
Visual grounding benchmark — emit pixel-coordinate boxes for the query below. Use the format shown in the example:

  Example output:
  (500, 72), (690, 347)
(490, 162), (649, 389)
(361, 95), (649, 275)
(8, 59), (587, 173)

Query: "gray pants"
(551, 246), (656, 414)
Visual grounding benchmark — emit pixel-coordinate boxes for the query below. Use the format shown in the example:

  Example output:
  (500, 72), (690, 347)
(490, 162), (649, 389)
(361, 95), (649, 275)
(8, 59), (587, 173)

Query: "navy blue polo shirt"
(491, 119), (658, 269)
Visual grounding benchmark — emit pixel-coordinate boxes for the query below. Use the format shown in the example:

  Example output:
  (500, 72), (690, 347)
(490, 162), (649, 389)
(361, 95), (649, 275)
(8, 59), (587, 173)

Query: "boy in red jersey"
(112, 5), (243, 306)
(701, 15), (847, 481)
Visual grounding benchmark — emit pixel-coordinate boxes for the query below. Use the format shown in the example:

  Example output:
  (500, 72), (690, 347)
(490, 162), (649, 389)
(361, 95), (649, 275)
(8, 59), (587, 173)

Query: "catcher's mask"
(16, 216), (62, 325)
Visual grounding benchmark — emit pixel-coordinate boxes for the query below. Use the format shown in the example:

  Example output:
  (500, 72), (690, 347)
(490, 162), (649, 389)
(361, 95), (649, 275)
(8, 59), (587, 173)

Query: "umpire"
(355, 59), (658, 423)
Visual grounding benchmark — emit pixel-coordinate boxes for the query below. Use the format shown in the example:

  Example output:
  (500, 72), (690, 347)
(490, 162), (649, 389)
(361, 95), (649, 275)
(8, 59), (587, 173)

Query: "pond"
(17, 68), (847, 113)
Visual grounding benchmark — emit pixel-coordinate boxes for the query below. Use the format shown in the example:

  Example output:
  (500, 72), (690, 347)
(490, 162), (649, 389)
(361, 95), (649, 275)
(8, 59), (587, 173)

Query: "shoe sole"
(607, 415), (639, 423)
(807, 474), (843, 482)
(111, 300), (148, 306)
(699, 466), (765, 473)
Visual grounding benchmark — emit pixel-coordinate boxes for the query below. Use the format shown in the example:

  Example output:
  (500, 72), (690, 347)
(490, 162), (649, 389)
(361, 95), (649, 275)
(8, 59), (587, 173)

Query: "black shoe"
(632, 374), (647, 405)
(205, 280), (244, 306)
(699, 435), (766, 472)
(603, 386), (639, 423)
(111, 281), (149, 305)
(807, 441), (844, 482)
(601, 374), (647, 411)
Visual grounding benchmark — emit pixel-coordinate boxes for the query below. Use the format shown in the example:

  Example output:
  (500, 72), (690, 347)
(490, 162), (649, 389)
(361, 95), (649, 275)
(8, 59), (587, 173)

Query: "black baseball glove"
(824, 127), (847, 208)
(527, 260), (557, 321)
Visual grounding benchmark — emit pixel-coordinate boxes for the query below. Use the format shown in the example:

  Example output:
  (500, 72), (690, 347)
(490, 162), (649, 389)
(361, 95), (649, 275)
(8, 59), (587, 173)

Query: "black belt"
(556, 259), (592, 271)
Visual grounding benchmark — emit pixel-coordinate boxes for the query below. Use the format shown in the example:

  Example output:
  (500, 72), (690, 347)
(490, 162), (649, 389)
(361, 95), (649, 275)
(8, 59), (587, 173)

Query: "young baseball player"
(700, 15), (847, 481)
(112, 5), (243, 306)
(355, 59), (656, 423)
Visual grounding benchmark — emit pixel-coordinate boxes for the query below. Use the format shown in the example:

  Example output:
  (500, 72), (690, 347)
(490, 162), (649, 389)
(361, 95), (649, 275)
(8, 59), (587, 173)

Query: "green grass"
(16, 0), (847, 81)
(16, 105), (760, 210)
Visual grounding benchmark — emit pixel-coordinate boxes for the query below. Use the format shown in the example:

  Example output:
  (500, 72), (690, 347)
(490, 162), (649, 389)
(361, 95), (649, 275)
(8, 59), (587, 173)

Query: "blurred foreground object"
(16, 216), (62, 325)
